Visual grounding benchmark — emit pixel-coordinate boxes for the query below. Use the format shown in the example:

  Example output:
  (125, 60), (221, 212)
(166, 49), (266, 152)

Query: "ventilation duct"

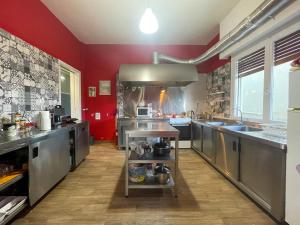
(152, 0), (294, 65)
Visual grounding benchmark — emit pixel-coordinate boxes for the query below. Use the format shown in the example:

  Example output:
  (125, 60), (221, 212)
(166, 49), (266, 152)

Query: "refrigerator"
(286, 70), (300, 225)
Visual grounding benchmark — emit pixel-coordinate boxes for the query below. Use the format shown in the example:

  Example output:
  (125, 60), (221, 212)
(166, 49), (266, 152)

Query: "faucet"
(190, 110), (195, 119)
(235, 108), (243, 124)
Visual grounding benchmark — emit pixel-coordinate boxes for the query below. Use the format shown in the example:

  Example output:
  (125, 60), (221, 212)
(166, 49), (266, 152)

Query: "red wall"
(0, 0), (84, 71)
(82, 41), (229, 141)
(0, 0), (228, 141)
(82, 44), (209, 140)
(200, 34), (230, 73)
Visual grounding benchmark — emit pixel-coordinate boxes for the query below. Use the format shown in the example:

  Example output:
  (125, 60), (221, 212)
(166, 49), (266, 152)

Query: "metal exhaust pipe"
(153, 0), (294, 65)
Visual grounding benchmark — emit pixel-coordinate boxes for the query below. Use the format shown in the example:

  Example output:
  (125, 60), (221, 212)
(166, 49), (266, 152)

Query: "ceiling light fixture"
(139, 5), (159, 34)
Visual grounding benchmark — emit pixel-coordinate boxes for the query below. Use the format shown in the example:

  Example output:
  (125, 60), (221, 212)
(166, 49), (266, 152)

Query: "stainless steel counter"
(192, 120), (287, 150)
(125, 122), (179, 138)
(117, 118), (171, 149)
(191, 119), (286, 222)
(124, 121), (179, 197)
(0, 121), (87, 152)
(0, 121), (90, 207)
(118, 117), (170, 121)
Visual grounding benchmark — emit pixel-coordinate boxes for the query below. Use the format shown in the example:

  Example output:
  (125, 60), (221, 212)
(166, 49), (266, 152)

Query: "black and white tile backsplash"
(0, 28), (60, 120)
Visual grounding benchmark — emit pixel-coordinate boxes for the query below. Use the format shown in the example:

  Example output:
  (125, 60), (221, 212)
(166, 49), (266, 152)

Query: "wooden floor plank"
(13, 142), (275, 225)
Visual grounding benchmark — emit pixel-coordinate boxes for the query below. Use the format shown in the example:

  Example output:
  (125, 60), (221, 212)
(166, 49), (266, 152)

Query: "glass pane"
(60, 68), (71, 116)
(271, 61), (290, 122)
(61, 93), (71, 116)
(239, 70), (264, 119)
(61, 69), (70, 94)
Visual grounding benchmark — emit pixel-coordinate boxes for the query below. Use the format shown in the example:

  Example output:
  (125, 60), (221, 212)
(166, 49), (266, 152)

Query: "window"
(232, 23), (300, 123)
(60, 68), (71, 116)
(271, 61), (290, 121)
(237, 48), (265, 120)
(239, 71), (264, 119)
(271, 30), (300, 121)
(59, 62), (82, 120)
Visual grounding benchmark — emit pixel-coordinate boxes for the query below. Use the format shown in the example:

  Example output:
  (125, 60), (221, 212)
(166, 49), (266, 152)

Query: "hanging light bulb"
(139, 8), (159, 34)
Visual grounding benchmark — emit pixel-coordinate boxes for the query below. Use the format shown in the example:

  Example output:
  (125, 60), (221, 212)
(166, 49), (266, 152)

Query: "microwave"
(136, 107), (152, 118)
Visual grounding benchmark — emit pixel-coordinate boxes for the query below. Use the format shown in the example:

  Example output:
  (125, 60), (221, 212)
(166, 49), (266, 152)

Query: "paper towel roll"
(39, 111), (51, 131)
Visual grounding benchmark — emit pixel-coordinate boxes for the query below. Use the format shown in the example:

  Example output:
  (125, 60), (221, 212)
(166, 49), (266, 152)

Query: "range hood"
(118, 64), (199, 86)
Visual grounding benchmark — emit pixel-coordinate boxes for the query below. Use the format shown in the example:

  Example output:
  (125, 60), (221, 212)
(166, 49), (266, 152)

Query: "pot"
(154, 164), (171, 184)
(157, 173), (170, 184)
(153, 141), (170, 157)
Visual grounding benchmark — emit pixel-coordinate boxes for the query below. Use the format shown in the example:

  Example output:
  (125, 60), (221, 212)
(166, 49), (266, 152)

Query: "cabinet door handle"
(232, 141), (237, 151)
(33, 147), (39, 158)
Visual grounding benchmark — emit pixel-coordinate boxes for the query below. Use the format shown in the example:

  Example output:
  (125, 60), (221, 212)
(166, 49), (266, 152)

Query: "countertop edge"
(192, 120), (287, 151)
(0, 121), (89, 153)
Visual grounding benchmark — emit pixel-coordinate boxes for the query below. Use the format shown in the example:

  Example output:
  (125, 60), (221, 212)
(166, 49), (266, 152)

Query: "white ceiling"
(41, 0), (240, 45)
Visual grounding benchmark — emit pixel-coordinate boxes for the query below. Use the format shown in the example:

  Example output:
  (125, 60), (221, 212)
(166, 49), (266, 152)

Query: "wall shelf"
(209, 92), (225, 95)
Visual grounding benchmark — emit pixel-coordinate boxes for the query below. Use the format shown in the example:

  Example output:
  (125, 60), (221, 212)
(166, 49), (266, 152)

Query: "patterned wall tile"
(0, 28), (60, 119)
(206, 63), (231, 118)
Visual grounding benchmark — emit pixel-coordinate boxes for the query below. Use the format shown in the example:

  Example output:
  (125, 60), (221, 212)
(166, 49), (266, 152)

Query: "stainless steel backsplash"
(117, 83), (185, 118)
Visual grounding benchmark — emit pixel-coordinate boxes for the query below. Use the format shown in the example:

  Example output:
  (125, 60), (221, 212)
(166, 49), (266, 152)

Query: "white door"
(286, 110), (300, 225)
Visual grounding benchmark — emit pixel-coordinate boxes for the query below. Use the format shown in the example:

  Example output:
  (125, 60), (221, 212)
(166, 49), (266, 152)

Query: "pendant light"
(139, 1), (159, 34)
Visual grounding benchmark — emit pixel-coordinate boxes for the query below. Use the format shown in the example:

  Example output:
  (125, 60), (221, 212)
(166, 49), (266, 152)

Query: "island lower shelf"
(128, 176), (175, 189)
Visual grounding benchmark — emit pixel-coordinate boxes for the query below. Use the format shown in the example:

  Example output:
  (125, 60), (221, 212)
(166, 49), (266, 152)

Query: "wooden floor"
(13, 143), (276, 225)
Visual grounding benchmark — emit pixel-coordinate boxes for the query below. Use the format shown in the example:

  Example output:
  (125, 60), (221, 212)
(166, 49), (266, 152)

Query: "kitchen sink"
(223, 125), (263, 132)
(205, 121), (227, 126)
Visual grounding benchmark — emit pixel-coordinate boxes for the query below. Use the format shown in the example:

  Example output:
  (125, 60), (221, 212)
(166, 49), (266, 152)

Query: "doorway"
(59, 61), (82, 120)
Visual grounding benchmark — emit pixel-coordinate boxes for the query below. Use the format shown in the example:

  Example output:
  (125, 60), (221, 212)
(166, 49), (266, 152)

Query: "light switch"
(95, 112), (101, 120)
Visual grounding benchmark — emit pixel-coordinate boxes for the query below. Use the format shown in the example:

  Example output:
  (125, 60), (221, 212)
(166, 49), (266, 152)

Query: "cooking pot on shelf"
(153, 141), (171, 157)
(154, 164), (171, 184)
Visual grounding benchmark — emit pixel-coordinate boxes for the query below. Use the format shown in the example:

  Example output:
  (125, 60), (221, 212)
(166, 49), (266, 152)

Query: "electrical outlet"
(95, 112), (101, 120)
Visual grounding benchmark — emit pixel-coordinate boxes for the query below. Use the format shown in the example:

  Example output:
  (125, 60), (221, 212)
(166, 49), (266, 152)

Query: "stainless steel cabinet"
(215, 131), (239, 180)
(191, 122), (202, 152)
(29, 130), (70, 205)
(75, 122), (90, 166)
(202, 126), (215, 163)
(239, 138), (286, 221)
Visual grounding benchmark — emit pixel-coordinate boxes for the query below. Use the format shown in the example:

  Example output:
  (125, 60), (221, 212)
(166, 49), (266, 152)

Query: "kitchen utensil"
(143, 144), (152, 159)
(153, 141), (171, 157)
(128, 164), (146, 183)
(157, 173), (170, 184)
(154, 163), (171, 184)
(2, 123), (17, 137)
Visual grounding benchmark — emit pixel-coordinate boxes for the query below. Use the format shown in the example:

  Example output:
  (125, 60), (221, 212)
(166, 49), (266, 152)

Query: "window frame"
(231, 41), (268, 123)
(231, 20), (300, 124)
